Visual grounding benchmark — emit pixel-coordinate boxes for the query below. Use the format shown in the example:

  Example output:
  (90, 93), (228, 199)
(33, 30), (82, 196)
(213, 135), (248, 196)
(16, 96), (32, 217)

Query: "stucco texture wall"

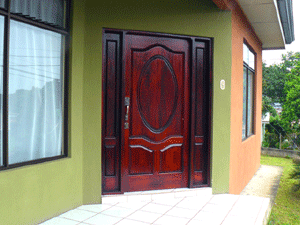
(0, 1), (85, 225)
(82, 0), (233, 202)
(0, 1), (235, 224)
(229, 5), (262, 194)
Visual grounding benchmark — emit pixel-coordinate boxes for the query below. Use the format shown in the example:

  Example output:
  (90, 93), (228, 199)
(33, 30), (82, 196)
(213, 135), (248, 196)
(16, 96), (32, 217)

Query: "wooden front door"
(122, 34), (190, 192)
(102, 29), (211, 194)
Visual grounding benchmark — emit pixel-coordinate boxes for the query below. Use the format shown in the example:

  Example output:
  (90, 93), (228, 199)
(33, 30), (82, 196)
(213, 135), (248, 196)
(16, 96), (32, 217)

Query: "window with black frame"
(242, 43), (255, 140)
(0, 0), (69, 168)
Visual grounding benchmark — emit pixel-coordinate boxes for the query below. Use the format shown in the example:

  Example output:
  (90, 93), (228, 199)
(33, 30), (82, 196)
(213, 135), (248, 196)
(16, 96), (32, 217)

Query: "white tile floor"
(40, 188), (270, 225)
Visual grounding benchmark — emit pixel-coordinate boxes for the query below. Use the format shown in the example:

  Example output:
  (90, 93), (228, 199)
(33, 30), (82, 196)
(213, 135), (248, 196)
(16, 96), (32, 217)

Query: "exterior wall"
(0, 0), (237, 224)
(229, 2), (262, 194)
(82, 0), (233, 201)
(0, 1), (85, 225)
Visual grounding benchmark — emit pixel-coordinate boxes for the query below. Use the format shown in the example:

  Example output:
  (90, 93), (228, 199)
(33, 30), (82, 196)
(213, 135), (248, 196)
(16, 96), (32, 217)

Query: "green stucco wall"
(82, 0), (232, 203)
(0, 1), (85, 225)
(0, 0), (232, 224)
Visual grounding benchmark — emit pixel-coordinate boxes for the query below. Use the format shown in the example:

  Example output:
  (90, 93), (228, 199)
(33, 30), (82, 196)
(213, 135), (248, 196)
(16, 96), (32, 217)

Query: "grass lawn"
(261, 155), (300, 225)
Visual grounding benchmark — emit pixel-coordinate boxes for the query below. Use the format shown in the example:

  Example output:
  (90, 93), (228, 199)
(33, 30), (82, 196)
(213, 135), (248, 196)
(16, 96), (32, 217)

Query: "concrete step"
(102, 187), (213, 204)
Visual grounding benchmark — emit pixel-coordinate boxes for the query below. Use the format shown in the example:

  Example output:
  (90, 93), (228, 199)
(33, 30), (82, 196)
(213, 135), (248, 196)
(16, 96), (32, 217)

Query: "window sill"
(242, 133), (255, 142)
(0, 155), (68, 171)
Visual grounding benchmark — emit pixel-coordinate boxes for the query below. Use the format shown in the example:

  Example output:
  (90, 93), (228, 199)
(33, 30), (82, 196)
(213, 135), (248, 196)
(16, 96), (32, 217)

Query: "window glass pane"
(249, 51), (255, 70)
(243, 44), (249, 65)
(247, 71), (254, 136)
(242, 67), (247, 139)
(0, 16), (4, 166)
(0, 1), (5, 9)
(11, 0), (66, 28)
(243, 43), (255, 70)
(9, 20), (64, 164)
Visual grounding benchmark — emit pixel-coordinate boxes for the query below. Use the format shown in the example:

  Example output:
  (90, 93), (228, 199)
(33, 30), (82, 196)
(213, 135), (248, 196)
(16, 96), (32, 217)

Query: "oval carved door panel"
(131, 45), (184, 141)
(138, 55), (178, 133)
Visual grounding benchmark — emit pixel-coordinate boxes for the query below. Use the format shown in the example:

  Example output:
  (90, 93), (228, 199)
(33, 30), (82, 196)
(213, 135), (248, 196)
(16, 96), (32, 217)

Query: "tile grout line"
(76, 203), (116, 214)
(112, 200), (154, 224)
(77, 202), (121, 224)
(253, 200), (265, 225)
(184, 194), (214, 224)
(219, 195), (240, 225)
(104, 193), (179, 224)
(51, 204), (118, 225)
(253, 198), (269, 225)
(55, 216), (89, 224)
(81, 189), (212, 225)
(150, 195), (187, 224)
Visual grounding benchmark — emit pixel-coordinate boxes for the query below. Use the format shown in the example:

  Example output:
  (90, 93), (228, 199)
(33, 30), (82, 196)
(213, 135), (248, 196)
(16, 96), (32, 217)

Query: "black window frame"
(0, 0), (70, 170)
(242, 42), (256, 141)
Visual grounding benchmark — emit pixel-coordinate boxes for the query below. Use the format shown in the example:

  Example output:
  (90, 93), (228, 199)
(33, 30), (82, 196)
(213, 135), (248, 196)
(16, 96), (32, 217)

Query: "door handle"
(125, 105), (129, 121)
(124, 97), (130, 129)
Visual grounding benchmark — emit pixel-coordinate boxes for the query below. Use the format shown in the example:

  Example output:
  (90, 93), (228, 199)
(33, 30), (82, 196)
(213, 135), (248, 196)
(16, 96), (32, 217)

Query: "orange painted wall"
(229, 2), (263, 194)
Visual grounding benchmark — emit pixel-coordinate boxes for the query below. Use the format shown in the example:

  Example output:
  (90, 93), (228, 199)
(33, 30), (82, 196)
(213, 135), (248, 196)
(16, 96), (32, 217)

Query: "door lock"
(124, 122), (129, 129)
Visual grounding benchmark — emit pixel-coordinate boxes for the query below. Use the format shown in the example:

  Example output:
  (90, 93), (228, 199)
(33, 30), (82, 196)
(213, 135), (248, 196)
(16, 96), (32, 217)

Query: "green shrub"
(293, 156), (300, 164)
(263, 132), (280, 148)
(290, 161), (300, 192)
(282, 140), (292, 149)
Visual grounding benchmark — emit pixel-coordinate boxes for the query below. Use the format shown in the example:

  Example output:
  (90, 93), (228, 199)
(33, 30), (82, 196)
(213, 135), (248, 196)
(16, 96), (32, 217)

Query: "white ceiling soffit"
(239, 0), (285, 50)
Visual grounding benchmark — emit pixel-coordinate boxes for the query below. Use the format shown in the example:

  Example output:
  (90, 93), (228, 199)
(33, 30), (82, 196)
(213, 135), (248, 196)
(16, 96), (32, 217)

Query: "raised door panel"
(129, 146), (154, 175)
(160, 144), (183, 173)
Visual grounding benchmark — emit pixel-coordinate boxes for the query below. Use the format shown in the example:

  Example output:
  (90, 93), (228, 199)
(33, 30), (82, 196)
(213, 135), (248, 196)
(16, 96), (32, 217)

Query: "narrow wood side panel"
(102, 32), (122, 193)
(190, 41), (209, 187)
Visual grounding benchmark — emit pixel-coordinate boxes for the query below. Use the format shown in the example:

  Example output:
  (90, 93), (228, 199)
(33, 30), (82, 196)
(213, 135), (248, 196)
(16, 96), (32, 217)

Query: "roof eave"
(214, 0), (295, 50)
(277, 0), (294, 44)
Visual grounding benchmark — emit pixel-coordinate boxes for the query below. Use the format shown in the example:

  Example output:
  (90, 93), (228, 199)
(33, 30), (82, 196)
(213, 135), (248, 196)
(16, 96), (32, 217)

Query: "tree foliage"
(263, 52), (300, 148)
(262, 95), (277, 117)
(262, 63), (286, 104)
(263, 52), (300, 105)
(281, 60), (300, 133)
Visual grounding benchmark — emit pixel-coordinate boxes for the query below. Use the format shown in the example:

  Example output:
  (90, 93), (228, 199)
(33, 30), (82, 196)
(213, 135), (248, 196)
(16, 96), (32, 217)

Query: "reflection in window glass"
(242, 67), (247, 139)
(243, 44), (249, 65)
(243, 43), (255, 140)
(11, 0), (66, 28)
(249, 51), (255, 70)
(243, 43), (255, 70)
(0, 16), (3, 166)
(247, 72), (254, 137)
(0, 1), (5, 9)
(9, 20), (64, 164)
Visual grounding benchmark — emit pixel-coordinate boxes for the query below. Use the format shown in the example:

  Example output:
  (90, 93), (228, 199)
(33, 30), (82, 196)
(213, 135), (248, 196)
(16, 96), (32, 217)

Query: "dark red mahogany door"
(102, 29), (211, 194)
(122, 34), (190, 192)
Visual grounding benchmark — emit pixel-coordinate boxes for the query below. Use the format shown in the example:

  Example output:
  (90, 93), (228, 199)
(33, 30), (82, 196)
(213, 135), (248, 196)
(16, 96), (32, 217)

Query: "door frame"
(102, 28), (213, 194)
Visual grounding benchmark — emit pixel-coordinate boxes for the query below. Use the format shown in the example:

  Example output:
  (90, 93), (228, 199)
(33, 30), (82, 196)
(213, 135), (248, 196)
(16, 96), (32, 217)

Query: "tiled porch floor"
(39, 188), (270, 225)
